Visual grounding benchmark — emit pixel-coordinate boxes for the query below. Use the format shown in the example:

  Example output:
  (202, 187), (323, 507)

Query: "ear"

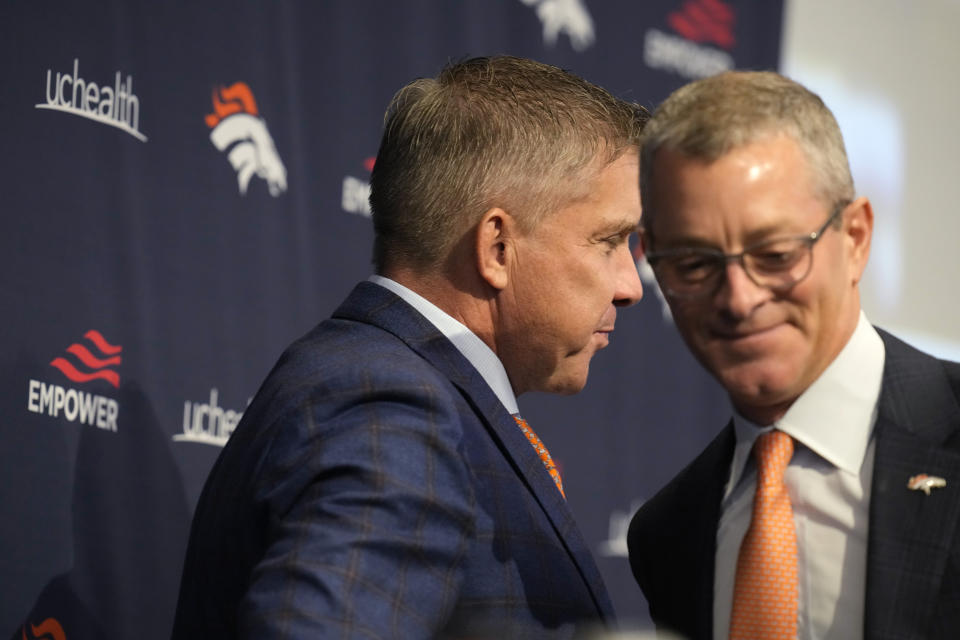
(843, 196), (873, 285)
(476, 207), (512, 291)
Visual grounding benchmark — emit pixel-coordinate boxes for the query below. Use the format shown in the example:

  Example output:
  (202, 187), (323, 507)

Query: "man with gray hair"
(173, 56), (646, 638)
(627, 70), (960, 639)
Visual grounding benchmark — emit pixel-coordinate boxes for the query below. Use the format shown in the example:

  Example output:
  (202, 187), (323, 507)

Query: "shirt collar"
(368, 275), (519, 414)
(725, 311), (885, 499)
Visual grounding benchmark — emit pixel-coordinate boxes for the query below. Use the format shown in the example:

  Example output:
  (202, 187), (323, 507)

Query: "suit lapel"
(865, 330), (960, 638)
(629, 422), (733, 639)
(678, 422), (734, 640)
(333, 282), (615, 619)
(466, 384), (617, 619)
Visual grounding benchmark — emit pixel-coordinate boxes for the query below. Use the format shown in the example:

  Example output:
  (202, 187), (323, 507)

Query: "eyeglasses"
(645, 202), (849, 299)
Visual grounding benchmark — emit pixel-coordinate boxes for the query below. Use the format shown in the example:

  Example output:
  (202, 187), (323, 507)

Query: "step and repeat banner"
(1, 1), (783, 636)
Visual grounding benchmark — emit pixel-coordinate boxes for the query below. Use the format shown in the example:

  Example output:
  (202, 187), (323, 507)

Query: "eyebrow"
(656, 221), (806, 249)
(742, 222), (806, 245)
(598, 219), (641, 238)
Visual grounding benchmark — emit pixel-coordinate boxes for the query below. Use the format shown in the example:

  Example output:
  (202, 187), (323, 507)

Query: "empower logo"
(643, 0), (735, 80)
(20, 618), (65, 640)
(668, 0), (735, 50)
(36, 58), (146, 142)
(205, 82), (287, 197)
(27, 330), (122, 431)
(49, 329), (122, 388)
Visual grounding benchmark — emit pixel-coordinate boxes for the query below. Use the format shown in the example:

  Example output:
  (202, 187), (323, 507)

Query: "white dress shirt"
(368, 275), (519, 415)
(714, 312), (886, 640)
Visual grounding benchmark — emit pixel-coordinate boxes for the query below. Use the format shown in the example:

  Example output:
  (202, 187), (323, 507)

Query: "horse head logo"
(205, 82), (287, 197)
(520, 0), (595, 51)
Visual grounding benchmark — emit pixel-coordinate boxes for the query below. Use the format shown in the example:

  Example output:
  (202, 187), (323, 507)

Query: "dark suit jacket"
(172, 282), (614, 639)
(627, 329), (960, 639)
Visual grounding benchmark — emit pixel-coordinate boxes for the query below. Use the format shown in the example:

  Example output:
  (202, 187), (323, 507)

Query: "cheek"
(785, 271), (835, 331)
(667, 300), (706, 334)
(557, 264), (606, 308)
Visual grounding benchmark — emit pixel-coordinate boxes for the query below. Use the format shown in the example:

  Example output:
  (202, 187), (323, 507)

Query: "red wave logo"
(50, 329), (122, 388)
(205, 82), (259, 128)
(22, 618), (66, 640)
(668, 0), (736, 50)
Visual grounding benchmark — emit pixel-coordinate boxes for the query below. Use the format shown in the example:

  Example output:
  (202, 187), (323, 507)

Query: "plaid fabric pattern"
(172, 283), (613, 639)
(628, 329), (960, 640)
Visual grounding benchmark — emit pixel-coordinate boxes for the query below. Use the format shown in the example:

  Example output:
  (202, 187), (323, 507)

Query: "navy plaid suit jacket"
(172, 282), (614, 639)
(627, 329), (960, 640)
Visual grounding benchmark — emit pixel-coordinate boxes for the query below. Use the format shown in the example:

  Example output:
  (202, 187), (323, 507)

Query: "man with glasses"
(627, 70), (960, 639)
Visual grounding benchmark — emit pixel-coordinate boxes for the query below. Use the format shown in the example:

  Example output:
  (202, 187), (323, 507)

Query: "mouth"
(709, 322), (784, 345)
(594, 326), (614, 347)
(597, 309), (617, 335)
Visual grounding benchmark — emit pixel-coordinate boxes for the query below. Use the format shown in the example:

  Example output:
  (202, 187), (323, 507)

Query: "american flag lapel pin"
(907, 473), (947, 495)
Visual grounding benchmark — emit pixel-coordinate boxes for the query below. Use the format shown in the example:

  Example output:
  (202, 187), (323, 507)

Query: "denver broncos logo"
(22, 618), (65, 640)
(520, 0), (595, 51)
(205, 82), (288, 197)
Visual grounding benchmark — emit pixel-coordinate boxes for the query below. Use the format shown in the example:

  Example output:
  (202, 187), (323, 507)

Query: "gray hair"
(369, 55), (648, 273)
(640, 70), (854, 225)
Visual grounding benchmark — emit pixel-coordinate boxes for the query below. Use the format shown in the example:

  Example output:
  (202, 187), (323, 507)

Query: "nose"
(614, 244), (644, 307)
(714, 261), (771, 319)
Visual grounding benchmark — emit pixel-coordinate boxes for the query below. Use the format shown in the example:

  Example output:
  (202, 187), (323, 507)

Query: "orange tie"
(513, 415), (565, 498)
(729, 430), (798, 640)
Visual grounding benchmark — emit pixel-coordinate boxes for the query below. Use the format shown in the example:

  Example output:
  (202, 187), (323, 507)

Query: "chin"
(542, 367), (591, 396)
(548, 378), (589, 396)
(713, 361), (801, 410)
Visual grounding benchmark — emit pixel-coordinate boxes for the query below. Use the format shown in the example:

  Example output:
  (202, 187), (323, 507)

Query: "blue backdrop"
(1, 1), (782, 636)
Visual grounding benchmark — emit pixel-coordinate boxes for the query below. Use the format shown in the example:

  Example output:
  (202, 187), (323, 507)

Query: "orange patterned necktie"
(513, 415), (565, 498)
(729, 430), (798, 640)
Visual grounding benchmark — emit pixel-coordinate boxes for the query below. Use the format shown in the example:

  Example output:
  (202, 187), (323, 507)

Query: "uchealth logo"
(27, 330), (122, 432)
(643, 0), (736, 80)
(21, 618), (66, 640)
(206, 82), (288, 197)
(173, 388), (248, 448)
(36, 58), (146, 142)
(342, 157), (375, 217)
(519, 0), (595, 52)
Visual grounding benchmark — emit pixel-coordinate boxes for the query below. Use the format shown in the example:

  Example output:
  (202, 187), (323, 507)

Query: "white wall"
(781, 0), (960, 360)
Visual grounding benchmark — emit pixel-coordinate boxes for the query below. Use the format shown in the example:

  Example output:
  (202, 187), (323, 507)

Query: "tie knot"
(753, 430), (794, 480)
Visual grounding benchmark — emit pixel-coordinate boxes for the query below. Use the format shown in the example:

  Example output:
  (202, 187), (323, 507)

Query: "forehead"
(645, 136), (824, 245)
(549, 152), (642, 229)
